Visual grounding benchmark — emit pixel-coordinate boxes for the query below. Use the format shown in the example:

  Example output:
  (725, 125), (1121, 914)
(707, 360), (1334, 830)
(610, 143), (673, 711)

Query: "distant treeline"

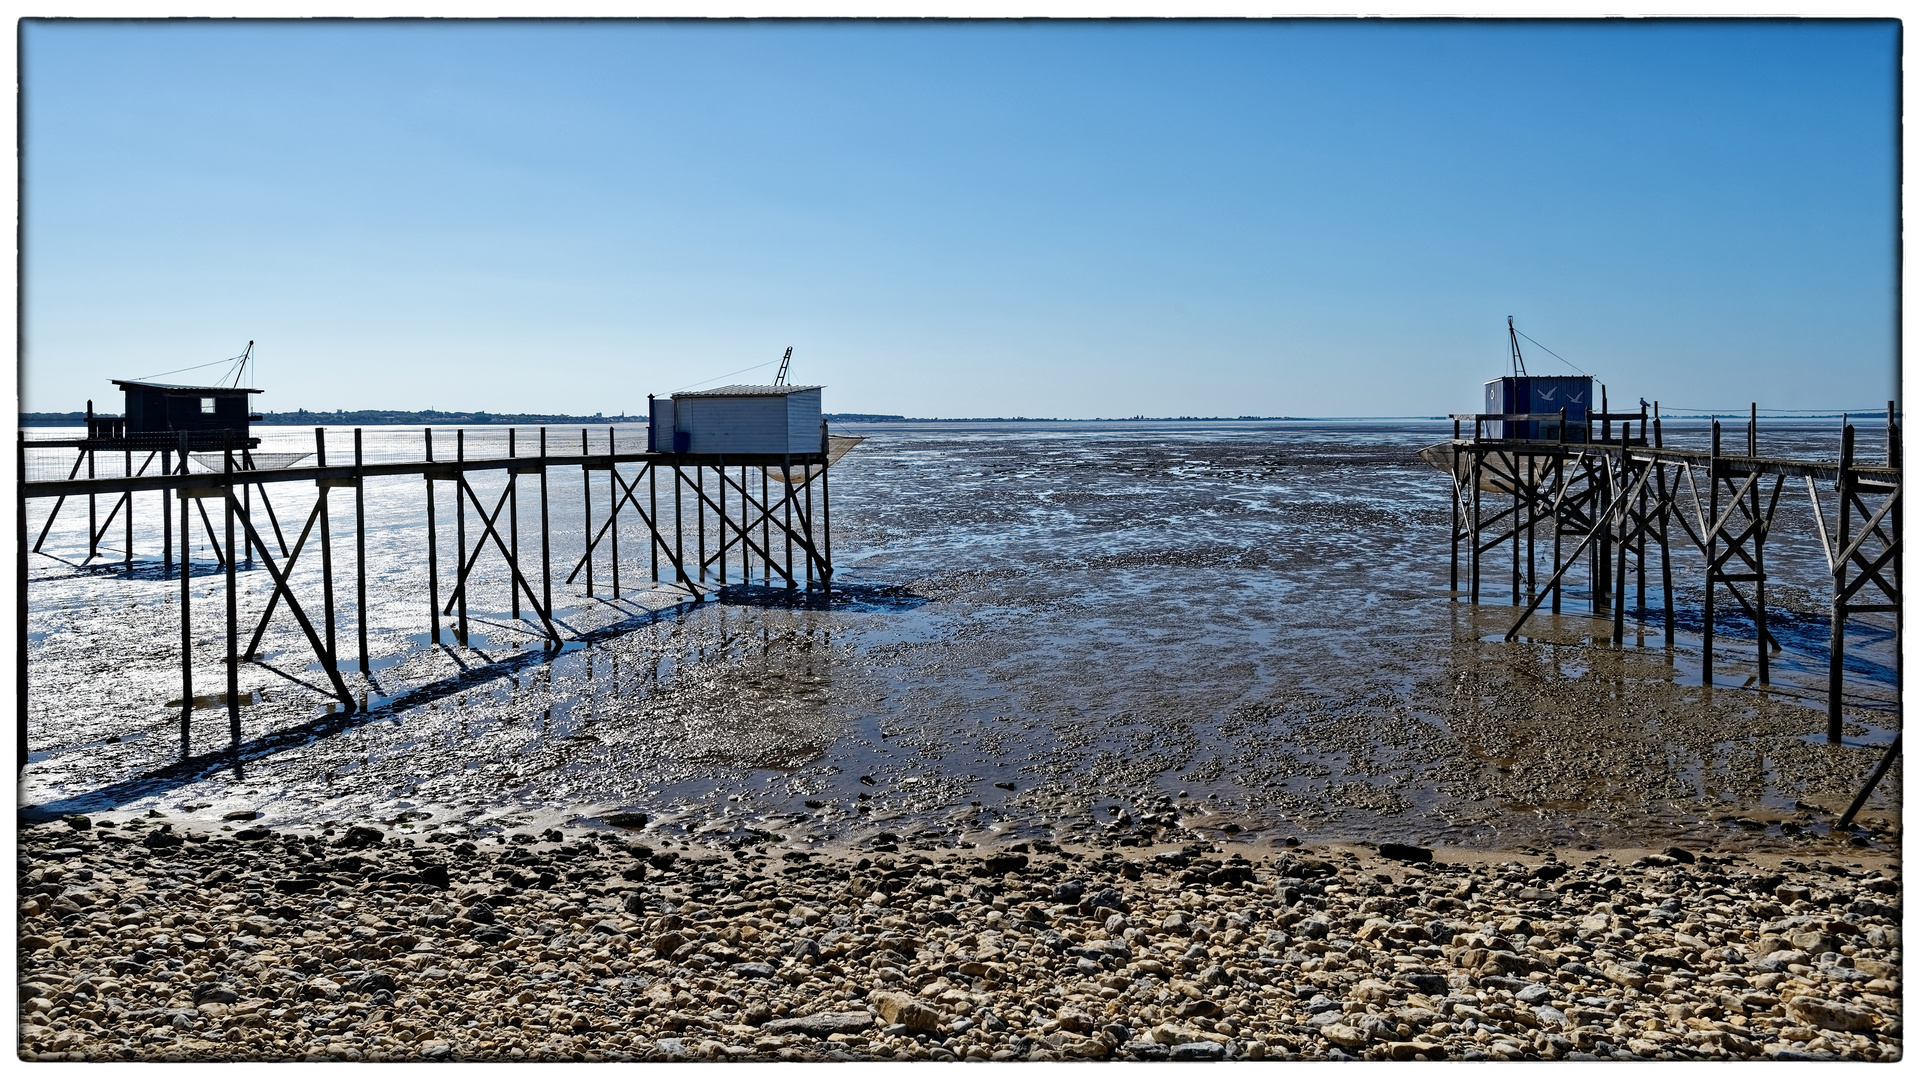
(825, 414), (1316, 422)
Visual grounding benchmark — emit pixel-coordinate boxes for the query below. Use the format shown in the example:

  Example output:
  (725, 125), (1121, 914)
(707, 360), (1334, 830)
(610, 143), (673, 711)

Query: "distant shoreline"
(16, 411), (1877, 428)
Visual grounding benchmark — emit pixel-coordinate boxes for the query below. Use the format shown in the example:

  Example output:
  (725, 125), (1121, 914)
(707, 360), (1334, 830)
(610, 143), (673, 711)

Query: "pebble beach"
(16, 813), (1902, 1063)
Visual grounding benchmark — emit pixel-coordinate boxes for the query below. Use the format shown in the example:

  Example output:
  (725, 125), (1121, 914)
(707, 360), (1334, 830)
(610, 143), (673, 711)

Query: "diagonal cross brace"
(687, 466), (825, 582)
(564, 463), (697, 589)
(699, 468), (817, 582)
(224, 491), (356, 710)
(244, 496), (328, 659)
(1504, 459), (1658, 641)
(450, 476), (563, 645)
(444, 477), (516, 615)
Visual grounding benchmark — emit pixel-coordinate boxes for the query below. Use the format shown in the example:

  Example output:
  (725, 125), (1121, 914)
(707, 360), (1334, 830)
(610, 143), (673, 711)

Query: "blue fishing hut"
(1483, 375), (1592, 441)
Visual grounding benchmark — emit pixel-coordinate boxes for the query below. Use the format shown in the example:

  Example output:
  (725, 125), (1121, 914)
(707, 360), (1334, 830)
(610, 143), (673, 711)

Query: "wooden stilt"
(425, 428), (440, 645)
(1704, 421), (1720, 687)
(162, 448), (173, 571)
(540, 428), (553, 636)
(610, 428), (620, 599)
(1829, 423), (1853, 742)
(180, 433), (193, 758)
(125, 446), (134, 574)
(316, 428), (337, 661)
(582, 428), (593, 598)
(509, 428), (520, 620)
(354, 429), (370, 674)
(224, 432), (241, 755)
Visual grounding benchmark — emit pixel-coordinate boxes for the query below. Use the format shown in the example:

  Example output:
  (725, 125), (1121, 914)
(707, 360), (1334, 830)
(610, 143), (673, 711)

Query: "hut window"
(201, 397), (216, 414)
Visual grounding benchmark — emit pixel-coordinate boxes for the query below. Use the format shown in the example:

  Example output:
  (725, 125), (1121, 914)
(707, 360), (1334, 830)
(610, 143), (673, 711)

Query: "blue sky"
(20, 18), (1900, 417)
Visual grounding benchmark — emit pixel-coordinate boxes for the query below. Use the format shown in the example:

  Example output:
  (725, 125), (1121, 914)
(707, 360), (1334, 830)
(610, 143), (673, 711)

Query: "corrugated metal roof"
(674, 384), (823, 398)
(112, 379), (263, 394)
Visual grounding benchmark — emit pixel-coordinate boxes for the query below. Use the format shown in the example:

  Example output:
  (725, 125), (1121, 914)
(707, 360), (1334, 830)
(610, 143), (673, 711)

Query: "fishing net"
(188, 452), (313, 473)
(764, 435), (865, 485)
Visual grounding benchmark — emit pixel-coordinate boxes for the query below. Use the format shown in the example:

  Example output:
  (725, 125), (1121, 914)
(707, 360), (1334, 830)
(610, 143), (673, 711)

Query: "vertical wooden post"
(316, 428), (336, 662)
(224, 431), (241, 756)
(456, 429), (468, 643)
(1704, 421), (1720, 687)
(717, 455), (727, 587)
(761, 466), (771, 587)
(180, 463), (193, 759)
(1752, 410), (1769, 686)
(125, 446), (134, 574)
(1449, 417), (1460, 592)
(1469, 447), (1482, 603)
(162, 448), (173, 572)
(1636, 477), (1649, 612)
(1890, 401), (1902, 698)
(650, 461), (659, 584)
(1659, 461), (1675, 646)
(1510, 452), (1521, 606)
(1551, 454), (1564, 615)
(1612, 469), (1628, 647)
(178, 430), (192, 757)
(509, 428), (520, 620)
(425, 428), (440, 645)
(820, 450), (834, 593)
(1595, 461), (1611, 615)
(674, 462), (686, 587)
(1525, 454), (1537, 599)
(695, 463), (706, 590)
(783, 454), (795, 587)
(1829, 423), (1854, 743)
(354, 429), (370, 674)
(17, 436), (29, 771)
(539, 427), (553, 636)
(803, 467), (816, 588)
(581, 428), (593, 597)
(86, 442), (97, 559)
(610, 427), (620, 599)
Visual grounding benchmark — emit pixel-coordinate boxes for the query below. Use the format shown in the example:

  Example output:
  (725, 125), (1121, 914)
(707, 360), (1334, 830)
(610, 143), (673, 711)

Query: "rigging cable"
(129, 350), (252, 382)
(672, 359), (781, 394)
(1512, 330), (1592, 377)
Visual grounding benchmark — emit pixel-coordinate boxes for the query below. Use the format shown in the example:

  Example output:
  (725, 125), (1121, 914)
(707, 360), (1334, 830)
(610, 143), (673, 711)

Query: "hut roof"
(674, 384), (823, 398)
(111, 379), (263, 394)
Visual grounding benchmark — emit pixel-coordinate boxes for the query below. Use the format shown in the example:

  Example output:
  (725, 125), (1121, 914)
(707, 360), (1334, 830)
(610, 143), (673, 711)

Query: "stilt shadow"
(20, 581), (927, 821)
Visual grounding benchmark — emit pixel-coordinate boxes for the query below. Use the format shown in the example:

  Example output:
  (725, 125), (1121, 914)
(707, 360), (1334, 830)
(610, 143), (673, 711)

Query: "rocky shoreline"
(16, 813), (1902, 1062)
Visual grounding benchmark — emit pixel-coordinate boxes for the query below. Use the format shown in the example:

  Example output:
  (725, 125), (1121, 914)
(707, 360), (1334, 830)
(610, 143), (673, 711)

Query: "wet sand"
(21, 423), (1901, 858)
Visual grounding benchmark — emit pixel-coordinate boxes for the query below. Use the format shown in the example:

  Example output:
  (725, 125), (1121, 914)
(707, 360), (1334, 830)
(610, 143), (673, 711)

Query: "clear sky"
(19, 18), (1900, 418)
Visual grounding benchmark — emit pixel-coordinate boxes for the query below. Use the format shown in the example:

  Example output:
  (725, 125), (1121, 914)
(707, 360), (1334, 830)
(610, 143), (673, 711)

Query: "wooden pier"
(1440, 401), (1901, 743)
(16, 424), (851, 766)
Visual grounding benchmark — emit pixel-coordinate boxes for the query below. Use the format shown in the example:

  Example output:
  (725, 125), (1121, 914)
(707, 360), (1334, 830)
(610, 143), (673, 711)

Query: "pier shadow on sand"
(20, 581), (924, 822)
(21, 581), (929, 822)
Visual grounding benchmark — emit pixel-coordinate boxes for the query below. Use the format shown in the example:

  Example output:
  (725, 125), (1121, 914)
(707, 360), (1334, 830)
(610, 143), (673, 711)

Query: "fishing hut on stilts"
(1424, 320), (1901, 823)
(17, 348), (861, 770)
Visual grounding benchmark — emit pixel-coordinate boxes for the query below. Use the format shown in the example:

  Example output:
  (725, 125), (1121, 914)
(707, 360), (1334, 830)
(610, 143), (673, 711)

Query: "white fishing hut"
(648, 384), (825, 455)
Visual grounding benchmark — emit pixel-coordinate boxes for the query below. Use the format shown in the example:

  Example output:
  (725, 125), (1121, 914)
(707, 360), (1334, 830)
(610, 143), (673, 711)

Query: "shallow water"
(20, 418), (1900, 851)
